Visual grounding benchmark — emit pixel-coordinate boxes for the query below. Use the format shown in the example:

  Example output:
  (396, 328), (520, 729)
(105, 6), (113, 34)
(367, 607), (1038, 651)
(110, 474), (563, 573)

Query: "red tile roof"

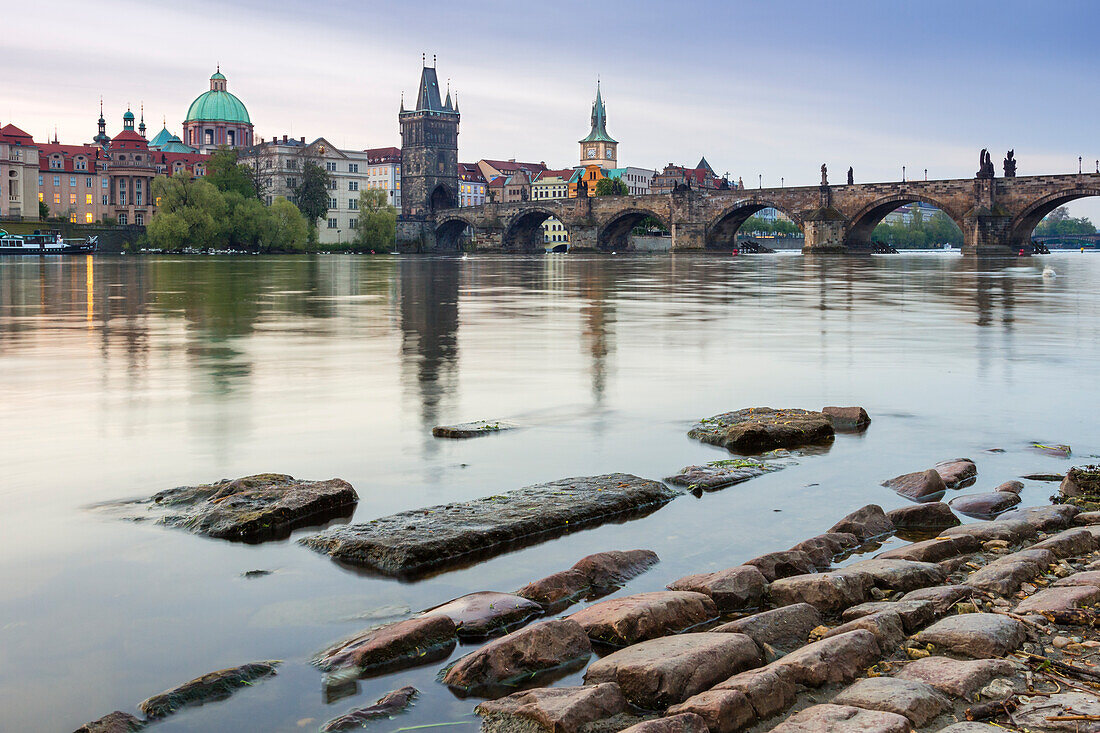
(108, 130), (149, 150)
(365, 146), (401, 163)
(37, 143), (103, 173)
(458, 163), (485, 182)
(481, 159), (546, 175)
(0, 123), (34, 144)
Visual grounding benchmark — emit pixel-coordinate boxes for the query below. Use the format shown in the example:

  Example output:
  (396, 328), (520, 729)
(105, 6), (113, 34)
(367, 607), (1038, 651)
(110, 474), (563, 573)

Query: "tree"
(1035, 206), (1096, 236)
(235, 146), (270, 202)
(353, 188), (397, 252)
(870, 207), (963, 247)
(293, 160), (332, 232)
(595, 177), (629, 196)
(268, 197), (308, 252)
(38, 200), (49, 220)
(206, 147), (257, 199)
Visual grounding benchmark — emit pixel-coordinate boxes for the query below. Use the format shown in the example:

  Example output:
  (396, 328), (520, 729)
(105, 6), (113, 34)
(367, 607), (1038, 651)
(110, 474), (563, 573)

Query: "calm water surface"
(1, 252), (1098, 731)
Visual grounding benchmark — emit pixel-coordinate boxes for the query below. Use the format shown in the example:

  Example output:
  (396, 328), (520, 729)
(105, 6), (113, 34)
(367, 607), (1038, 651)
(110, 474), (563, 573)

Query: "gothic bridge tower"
(399, 57), (460, 220)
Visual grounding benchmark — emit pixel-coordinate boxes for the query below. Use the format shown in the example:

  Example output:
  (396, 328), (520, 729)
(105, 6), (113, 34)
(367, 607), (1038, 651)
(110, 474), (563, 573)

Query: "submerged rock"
(664, 459), (785, 491)
(687, 407), (834, 454)
(301, 474), (678, 577)
(475, 683), (627, 733)
(320, 686), (417, 732)
(421, 591), (542, 638)
(432, 419), (518, 438)
(886, 502), (960, 532)
(1030, 442), (1072, 457)
(314, 616), (457, 676)
(821, 406), (871, 431)
(138, 661), (280, 718)
(567, 591), (717, 647)
(74, 712), (144, 732)
(442, 619), (592, 692)
(882, 468), (948, 503)
(129, 474), (357, 541)
(948, 491), (1021, 518)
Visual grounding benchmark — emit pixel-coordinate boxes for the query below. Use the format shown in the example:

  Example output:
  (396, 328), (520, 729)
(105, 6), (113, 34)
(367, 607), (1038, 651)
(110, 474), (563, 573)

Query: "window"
(135, 155), (141, 162)
(349, 181), (358, 191)
(69, 176), (76, 187)
(325, 162), (336, 172)
(38, 175), (43, 186)
(38, 192), (43, 202)
(50, 156), (62, 170)
(102, 178), (109, 188)
(53, 175), (60, 186)
(86, 177), (93, 188)
(120, 192), (127, 205)
(85, 213), (93, 223)
(227, 130), (235, 146)
(53, 193), (60, 204)
(101, 195), (108, 205)
(86, 194), (93, 205)
(286, 177), (297, 188)
(204, 129), (214, 146)
(330, 197), (338, 208)
(349, 198), (358, 210)
(349, 163), (359, 173)
(327, 218), (337, 229)
(328, 180), (337, 190)
(70, 213), (77, 223)
(75, 157), (87, 171)
(287, 159), (298, 170)
(266, 195), (272, 205)
(349, 218), (358, 229)
(135, 213), (144, 226)
(118, 214), (127, 225)
(135, 193), (142, 205)
(155, 197), (161, 206)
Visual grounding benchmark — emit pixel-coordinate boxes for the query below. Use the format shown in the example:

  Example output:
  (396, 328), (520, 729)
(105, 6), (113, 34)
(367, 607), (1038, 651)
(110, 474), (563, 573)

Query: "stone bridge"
(412, 173), (1100, 255)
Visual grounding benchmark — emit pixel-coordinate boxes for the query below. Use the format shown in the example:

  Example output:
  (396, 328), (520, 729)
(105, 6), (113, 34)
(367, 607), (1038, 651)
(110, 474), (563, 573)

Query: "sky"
(6, 0), (1100, 219)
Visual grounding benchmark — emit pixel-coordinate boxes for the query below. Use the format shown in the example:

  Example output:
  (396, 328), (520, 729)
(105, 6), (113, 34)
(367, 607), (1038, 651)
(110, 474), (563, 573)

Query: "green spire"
(579, 81), (617, 144)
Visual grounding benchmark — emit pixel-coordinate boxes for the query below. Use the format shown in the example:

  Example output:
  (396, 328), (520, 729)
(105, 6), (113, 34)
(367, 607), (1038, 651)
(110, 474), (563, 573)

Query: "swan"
(1042, 266), (1056, 278)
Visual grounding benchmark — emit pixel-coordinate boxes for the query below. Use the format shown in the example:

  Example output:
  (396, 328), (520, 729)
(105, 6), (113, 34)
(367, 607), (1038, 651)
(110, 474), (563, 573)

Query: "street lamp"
(924, 168), (928, 181)
(902, 166), (906, 182)
(781, 177), (784, 188)
(758, 174), (762, 189)
(1080, 156), (1083, 174)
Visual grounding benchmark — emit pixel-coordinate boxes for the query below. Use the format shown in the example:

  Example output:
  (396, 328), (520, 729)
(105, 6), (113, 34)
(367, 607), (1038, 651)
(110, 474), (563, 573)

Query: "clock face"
(606, 147), (614, 159)
(587, 148), (596, 159)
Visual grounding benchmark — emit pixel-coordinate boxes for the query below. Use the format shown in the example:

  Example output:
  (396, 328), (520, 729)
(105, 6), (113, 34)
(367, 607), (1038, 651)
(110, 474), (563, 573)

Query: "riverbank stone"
(768, 629), (882, 687)
(422, 592), (542, 638)
(875, 536), (979, 564)
(75, 712), (144, 732)
(769, 704), (910, 733)
(138, 661), (280, 718)
(572, 550), (660, 589)
(822, 406), (871, 430)
(995, 480), (1024, 494)
(687, 408), (834, 454)
(664, 461), (783, 492)
(301, 475), (677, 577)
(998, 504), (1079, 531)
(824, 610), (906, 649)
(896, 657), (1015, 698)
(900, 585), (974, 614)
(845, 558), (947, 592)
(432, 420), (518, 438)
(134, 474), (358, 541)
(442, 620), (592, 692)
(948, 491), (1021, 519)
(912, 613), (1026, 658)
(475, 683), (627, 733)
(517, 570), (591, 609)
(883, 469), (948, 503)
(744, 550), (816, 581)
(841, 600), (935, 632)
(618, 714), (708, 733)
(1061, 465), (1100, 504)
(940, 519), (1036, 544)
(584, 633), (763, 710)
(832, 676), (949, 727)
(1054, 570), (1100, 587)
(886, 503), (960, 532)
(320, 686), (417, 732)
(666, 566), (767, 612)
(713, 667), (797, 719)
(1030, 527), (1098, 558)
(828, 504), (895, 541)
(1013, 692), (1100, 732)
(665, 690), (755, 733)
(935, 458), (978, 488)
(1014, 585), (1100, 613)
(711, 603), (822, 651)
(768, 570), (874, 614)
(568, 591), (717, 647)
(313, 616), (457, 676)
(789, 532), (859, 568)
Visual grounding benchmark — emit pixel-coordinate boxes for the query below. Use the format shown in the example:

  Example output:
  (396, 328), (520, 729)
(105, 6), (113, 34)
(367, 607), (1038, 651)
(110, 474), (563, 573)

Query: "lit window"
(54, 193), (60, 204)
(155, 197), (161, 206)
(70, 213), (77, 223)
(38, 192), (43, 202)
(85, 213), (93, 223)
(86, 194), (93, 205)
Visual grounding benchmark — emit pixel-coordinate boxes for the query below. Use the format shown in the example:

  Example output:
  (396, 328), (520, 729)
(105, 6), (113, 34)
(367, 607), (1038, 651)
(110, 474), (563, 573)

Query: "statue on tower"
(976, 149), (995, 179)
(847, 167), (854, 185)
(820, 163), (828, 186)
(1003, 150), (1017, 178)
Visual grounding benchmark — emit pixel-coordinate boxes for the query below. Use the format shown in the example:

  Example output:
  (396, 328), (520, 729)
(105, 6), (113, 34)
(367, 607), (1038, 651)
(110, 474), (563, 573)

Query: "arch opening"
(847, 196), (964, 251)
(708, 203), (803, 251)
(430, 184), (455, 213)
(503, 210), (563, 251)
(435, 218), (474, 251)
(1011, 189), (1100, 251)
(598, 210), (668, 251)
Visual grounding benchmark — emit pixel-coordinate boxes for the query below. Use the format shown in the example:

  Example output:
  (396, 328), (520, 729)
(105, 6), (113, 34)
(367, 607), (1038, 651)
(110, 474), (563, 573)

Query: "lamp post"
(758, 174), (762, 189)
(337, 229), (342, 245)
(781, 177), (784, 188)
(1080, 156), (1083, 174)
(902, 166), (906, 182)
(924, 168), (928, 181)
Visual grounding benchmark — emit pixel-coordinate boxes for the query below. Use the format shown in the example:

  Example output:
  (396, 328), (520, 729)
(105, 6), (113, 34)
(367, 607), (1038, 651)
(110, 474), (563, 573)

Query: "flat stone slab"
(572, 549), (660, 589)
(886, 502), (960, 532)
(1054, 570), (1100, 587)
(1014, 692), (1100, 732)
(964, 550), (1056, 595)
(828, 504), (895, 541)
(666, 565), (767, 612)
(948, 491), (1021, 519)
(568, 591), (717, 647)
(998, 504), (1080, 531)
(1014, 585), (1100, 613)
(900, 585), (974, 614)
(313, 615), (457, 677)
(896, 656), (1016, 698)
(301, 474), (678, 577)
(687, 407), (834, 454)
(711, 603), (822, 651)
(422, 591), (542, 638)
(940, 519), (1036, 544)
(475, 683), (627, 733)
(74, 712), (144, 733)
(875, 536), (979, 564)
(769, 704), (910, 733)
(744, 550), (816, 582)
(664, 459), (786, 491)
(618, 714), (709, 733)
(321, 686), (417, 732)
(833, 676), (949, 726)
(1031, 527), (1098, 558)
(666, 690), (755, 733)
(584, 633), (763, 710)
(442, 619), (591, 692)
(935, 458), (978, 489)
(432, 419), (518, 438)
(824, 610), (906, 650)
(768, 570), (873, 614)
(138, 661), (280, 719)
(846, 558), (947, 591)
(841, 600), (935, 632)
(768, 629), (882, 687)
(114, 473), (358, 542)
(912, 613), (1026, 658)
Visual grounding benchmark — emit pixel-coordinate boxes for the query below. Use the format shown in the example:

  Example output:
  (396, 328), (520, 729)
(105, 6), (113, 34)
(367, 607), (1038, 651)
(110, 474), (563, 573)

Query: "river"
(1, 252), (1096, 730)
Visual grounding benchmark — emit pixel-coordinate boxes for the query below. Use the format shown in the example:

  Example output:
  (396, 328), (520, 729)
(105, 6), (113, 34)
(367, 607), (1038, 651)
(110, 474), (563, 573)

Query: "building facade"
(608, 166), (654, 196)
(365, 147), (401, 208)
(399, 62), (460, 219)
(1, 124), (40, 220)
(458, 162), (486, 207)
(183, 68), (254, 153)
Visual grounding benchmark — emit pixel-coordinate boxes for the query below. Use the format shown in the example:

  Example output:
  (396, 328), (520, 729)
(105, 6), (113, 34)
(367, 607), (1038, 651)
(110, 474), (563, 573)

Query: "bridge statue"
(1004, 150), (1017, 178)
(577, 177), (588, 198)
(976, 149), (995, 179)
(847, 167), (854, 185)
(820, 163), (828, 186)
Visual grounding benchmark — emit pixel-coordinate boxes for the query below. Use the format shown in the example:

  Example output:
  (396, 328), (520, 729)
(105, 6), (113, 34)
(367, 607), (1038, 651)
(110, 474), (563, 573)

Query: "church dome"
(185, 69), (251, 124)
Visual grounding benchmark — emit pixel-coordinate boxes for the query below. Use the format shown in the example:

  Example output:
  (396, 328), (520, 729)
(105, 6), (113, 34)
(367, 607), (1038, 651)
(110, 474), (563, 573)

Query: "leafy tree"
(293, 160), (332, 231)
(1035, 206), (1096, 236)
(870, 208), (963, 247)
(353, 188), (397, 252)
(38, 200), (49, 220)
(268, 197), (308, 252)
(595, 178), (629, 196)
(740, 213), (801, 237)
(206, 147), (257, 199)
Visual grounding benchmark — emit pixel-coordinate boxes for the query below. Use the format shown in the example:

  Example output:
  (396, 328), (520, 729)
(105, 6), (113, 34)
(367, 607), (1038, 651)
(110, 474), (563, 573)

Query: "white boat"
(0, 229), (98, 255)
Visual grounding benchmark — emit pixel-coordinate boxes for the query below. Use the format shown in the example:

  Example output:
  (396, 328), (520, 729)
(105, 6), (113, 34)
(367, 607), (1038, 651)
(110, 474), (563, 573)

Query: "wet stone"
(687, 407), (835, 454)
(583, 633), (763, 710)
(896, 656), (1016, 698)
(768, 629), (882, 687)
(665, 690), (756, 733)
(516, 570), (591, 609)
(935, 458), (978, 489)
(313, 615), (457, 677)
(1014, 585), (1100, 613)
(664, 460), (783, 491)
(618, 714), (709, 733)
(475, 683), (628, 733)
(824, 610), (906, 649)
(998, 504), (1079, 531)
(912, 613), (1026, 658)
(789, 533), (859, 569)
(422, 591), (542, 638)
(711, 603), (822, 651)
(995, 480), (1024, 494)
(769, 704), (910, 733)
(442, 619), (592, 693)
(948, 491), (1021, 519)
(846, 558), (947, 592)
(767, 570), (874, 614)
(875, 536), (979, 563)
(743, 550), (816, 582)
(832, 676), (949, 727)
(822, 406), (871, 430)
(940, 519), (1036, 544)
(320, 686), (417, 732)
(301, 475), (678, 577)
(883, 469), (948, 503)
(573, 550), (660, 589)
(567, 591), (717, 647)
(74, 712), (144, 733)
(841, 600), (935, 632)
(828, 504), (895, 541)
(432, 419), (518, 438)
(713, 667), (797, 720)
(1030, 527), (1098, 558)
(886, 502), (960, 532)
(666, 565), (767, 612)
(138, 661), (280, 719)
(900, 585), (974, 614)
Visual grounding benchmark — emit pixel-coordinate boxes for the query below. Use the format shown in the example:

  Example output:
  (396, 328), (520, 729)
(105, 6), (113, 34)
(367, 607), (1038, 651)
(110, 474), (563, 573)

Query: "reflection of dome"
(185, 69), (251, 124)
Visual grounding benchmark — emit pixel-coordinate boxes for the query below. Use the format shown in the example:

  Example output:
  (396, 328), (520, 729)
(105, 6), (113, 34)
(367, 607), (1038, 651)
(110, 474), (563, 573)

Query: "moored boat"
(0, 229), (98, 255)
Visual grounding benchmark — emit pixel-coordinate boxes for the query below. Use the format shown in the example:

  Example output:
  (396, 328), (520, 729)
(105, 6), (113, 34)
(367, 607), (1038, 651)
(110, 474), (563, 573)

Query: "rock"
(964, 550), (1056, 595)
(936, 725), (1003, 733)
(743, 550), (816, 581)
(666, 566), (767, 612)
(769, 704), (910, 733)
(711, 603), (822, 650)
(713, 667), (797, 719)
(833, 677), (948, 726)
(687, 408), (835, 454)
(516, 570), (591, 609)
(138, 661), (280, 718)
(1014, 585), (1100, 613)
(313, 616), (457, 676)
(940, 519), (1036, 544)
(1053, 636), (1071, 648)
(320, 686), (417, 732)
(883, 469), (948, 503)
(912, 614), (1025, 658)
(828, 504), (895, 540)
(1031, 442), (1072, 457)
(822, 406), (871, 430)
(572, 550), (660, 589)
(442, 620), (591, 692)
(995, 480), (1024, 494)
(767, 570), (873, 614)
(897, 657), (1015, 698)
(134, 474), (358, 541)
(886, 503), (960, 532)
(1014, 692), (1100, 732)
(1063, 466), (1100, 498)
(665, 690), (756, 733)
(899, 585), (974, 614)
(979, 678), (1017, 699)
(74, 712), (144, 732)
(845, 558), (947, 591)
(568, 591), (717, 647)
(789, 533), (859, 569)
(432, 420), (518, 438)
(998, 504), (1080, 531)
(841, 600), (935, 632)
(768, 629), (882, 687)
(422, 592), (542, 638)
(823, 610), (906, 649)
(1054, 570), (1100, 587)
(875, 536), (979, 563)
(1022, 473), (1065, 481)
(475, 683), (627, 733)
(584, 633), (763, 710)
(618, 714), (709, 733)
(1076, 511), (1100, 525)
(1031, 527), (1098, 558)
(664, 461), (782, 491)
(935, 458), (978, 489)
(948, 491), (1021, 519)
(302, 475), (678, 577)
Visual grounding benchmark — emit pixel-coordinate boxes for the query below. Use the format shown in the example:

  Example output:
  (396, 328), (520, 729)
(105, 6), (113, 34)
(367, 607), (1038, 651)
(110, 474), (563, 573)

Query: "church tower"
(93, 98), (111, 149)
(579, 82), (617, 169)
(399, 57), (460, 219)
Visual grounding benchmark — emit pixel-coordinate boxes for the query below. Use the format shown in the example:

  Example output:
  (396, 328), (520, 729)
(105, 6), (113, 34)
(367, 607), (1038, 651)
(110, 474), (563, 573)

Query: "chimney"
(300, 137), (305, 143)
(283, 134), (288, 143)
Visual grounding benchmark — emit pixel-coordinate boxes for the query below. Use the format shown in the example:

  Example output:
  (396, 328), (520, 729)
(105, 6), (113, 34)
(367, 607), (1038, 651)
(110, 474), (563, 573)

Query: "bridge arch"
(707, 199), (804, 250)
(845, 194), (965, 249)
(597, 208), (669, 251)
(1009, 187), (1100, 250)
(435, 215), (476, 251)
(502, 208), (567, 251)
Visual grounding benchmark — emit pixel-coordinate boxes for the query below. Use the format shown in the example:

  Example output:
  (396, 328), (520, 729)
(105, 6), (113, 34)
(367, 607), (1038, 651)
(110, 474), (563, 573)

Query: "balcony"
(8, 195), (19, 202)
(9, 151), (22, 161)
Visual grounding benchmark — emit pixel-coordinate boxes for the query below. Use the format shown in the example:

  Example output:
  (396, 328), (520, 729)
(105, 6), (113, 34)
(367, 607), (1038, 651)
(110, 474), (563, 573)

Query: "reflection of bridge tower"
(399, 58), (460, 221)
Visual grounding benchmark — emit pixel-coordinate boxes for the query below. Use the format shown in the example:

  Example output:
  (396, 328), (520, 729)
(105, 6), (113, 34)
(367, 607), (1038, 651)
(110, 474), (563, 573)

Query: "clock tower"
(400, 57), (460, 220)
(578, 82), (617, 169)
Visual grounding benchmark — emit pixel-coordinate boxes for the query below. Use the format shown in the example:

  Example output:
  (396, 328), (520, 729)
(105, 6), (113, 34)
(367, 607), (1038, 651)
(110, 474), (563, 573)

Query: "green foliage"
(294, 161), (332, 228)
(631, 215), (669, 235)
(351, 188), (397, 252)
(595, 177), (629, 196)
(147, 173), (307, 252)
(740, 214), (801, 236)
(205, 147), (257, 199)
(871, 209), (963, 248)
(1035, 206), (1096, 236)
(38, 200), (49, 220)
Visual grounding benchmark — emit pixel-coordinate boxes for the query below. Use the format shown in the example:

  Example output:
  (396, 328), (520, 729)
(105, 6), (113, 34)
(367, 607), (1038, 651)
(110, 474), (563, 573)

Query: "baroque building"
(399, 59), (460, 219)
(183, 68), (254, 153)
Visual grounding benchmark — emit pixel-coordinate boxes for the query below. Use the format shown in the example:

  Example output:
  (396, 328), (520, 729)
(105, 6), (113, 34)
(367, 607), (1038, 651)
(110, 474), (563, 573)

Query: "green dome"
(123, 109), (135, 121)
(185, 90), (250, 124)
(211, 71), (226, 81)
